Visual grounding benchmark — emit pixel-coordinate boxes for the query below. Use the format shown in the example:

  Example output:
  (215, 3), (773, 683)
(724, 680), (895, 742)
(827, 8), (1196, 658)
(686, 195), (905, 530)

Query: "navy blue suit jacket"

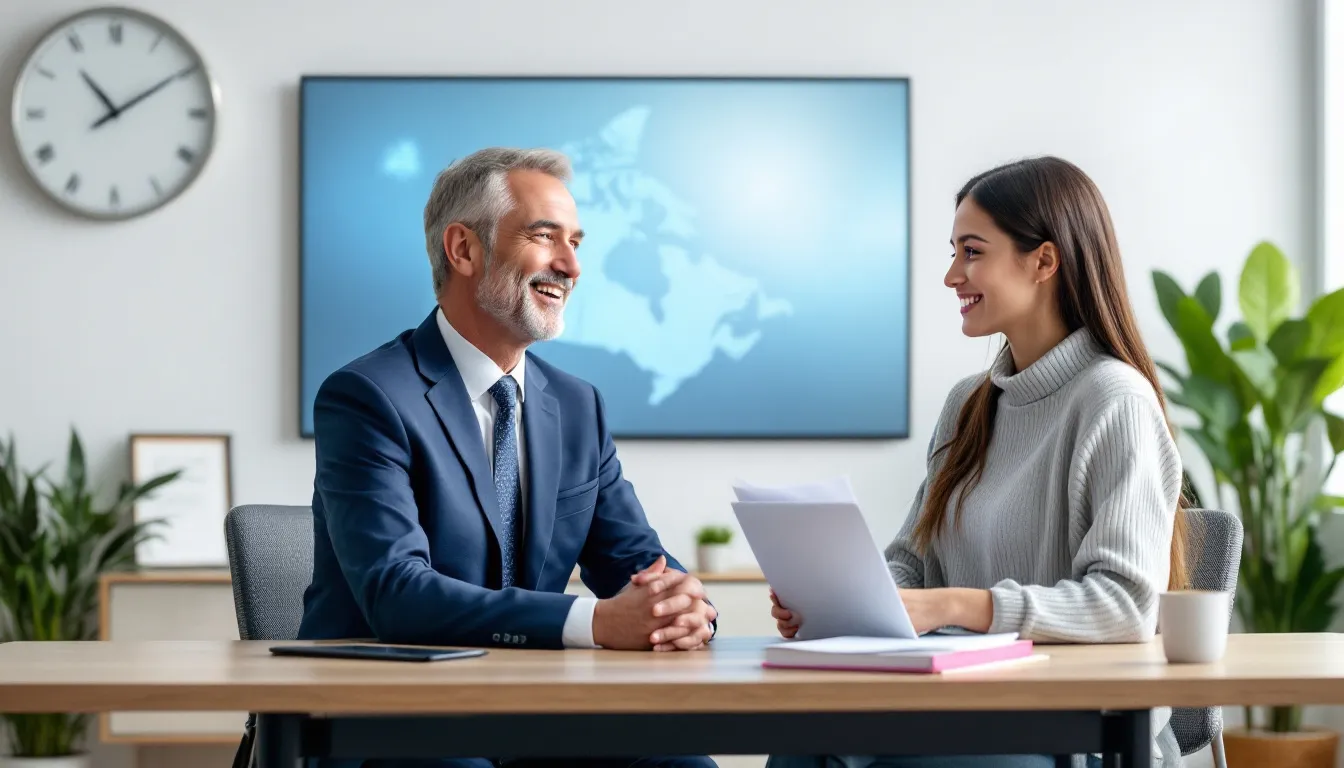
(297, 310), (690, 649)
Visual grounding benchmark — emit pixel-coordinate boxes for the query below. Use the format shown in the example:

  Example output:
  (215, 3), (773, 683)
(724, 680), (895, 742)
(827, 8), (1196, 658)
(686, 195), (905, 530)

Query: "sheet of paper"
(776, 633), (1021, 655)
(732, 500), (917, 639)
(732, 476), (857, 503)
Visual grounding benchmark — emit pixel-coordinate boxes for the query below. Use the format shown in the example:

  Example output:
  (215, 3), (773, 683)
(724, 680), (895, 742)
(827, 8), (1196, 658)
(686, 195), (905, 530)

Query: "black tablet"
(268, 644), (487, 662)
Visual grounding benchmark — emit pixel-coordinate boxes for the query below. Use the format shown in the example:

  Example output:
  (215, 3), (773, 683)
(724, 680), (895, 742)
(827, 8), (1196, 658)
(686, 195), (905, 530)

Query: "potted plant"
(0, 429), (179, 768)
(1152, 241), (1344, 768)
(695, 525), (733, 574)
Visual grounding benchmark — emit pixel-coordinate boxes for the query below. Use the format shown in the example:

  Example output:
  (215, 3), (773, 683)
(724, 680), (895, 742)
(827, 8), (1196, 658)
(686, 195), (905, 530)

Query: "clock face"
(11, 8), (218, 220)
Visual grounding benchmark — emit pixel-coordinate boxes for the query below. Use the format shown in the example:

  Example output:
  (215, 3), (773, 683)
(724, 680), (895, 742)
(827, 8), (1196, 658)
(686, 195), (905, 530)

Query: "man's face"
(476, 169), (583, 343)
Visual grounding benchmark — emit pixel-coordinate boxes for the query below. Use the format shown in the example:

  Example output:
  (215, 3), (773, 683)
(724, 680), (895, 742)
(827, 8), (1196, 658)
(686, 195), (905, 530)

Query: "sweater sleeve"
(988, 394), (1182, 642)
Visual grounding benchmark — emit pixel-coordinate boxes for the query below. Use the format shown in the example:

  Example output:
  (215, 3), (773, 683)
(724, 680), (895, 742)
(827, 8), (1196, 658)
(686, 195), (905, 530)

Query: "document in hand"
(730, 476), (918, 640)
(762, 634), (1037, 674)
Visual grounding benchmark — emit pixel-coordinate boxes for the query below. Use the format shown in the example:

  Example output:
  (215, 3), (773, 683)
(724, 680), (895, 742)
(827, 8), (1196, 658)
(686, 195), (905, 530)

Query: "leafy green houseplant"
(695, 525), (733, 574)
(1152, 242), (1344, 756)
(0, 430), (179, 764)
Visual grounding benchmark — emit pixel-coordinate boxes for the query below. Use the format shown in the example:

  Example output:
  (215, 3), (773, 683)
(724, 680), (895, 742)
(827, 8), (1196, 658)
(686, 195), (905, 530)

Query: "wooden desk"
(96, 567), (770, 746)
(3, 634), (1343, 767)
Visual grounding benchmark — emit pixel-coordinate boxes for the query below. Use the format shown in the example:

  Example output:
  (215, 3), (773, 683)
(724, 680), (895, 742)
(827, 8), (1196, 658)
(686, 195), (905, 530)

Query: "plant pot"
(1223, 726), (1339, 768)
(0, 755), (91, 768)
(696, 543), (730, 573)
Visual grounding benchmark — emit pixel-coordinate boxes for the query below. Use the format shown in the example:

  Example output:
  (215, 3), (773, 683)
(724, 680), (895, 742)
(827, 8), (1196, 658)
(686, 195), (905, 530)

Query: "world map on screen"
(301, 77), (910, 438)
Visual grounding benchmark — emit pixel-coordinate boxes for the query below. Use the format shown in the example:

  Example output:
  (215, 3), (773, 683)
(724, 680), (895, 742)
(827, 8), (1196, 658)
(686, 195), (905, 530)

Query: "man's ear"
(443, 223), (482, 279)
(1034, 242), (1061, 283)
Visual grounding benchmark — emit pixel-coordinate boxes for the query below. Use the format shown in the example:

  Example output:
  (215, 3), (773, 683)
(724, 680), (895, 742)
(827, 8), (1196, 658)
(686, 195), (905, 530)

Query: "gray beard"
(476, 260), (567, 342)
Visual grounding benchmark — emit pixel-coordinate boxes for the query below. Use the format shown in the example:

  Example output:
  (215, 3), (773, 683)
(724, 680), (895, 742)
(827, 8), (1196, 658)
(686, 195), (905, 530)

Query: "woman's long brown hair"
(912, 157), (1189, 591)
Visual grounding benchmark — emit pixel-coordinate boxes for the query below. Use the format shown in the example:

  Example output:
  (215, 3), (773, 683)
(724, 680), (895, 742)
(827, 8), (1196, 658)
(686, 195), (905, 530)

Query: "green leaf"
(1194, 272), (1221, 321)
(1153, 271), (1187, 333)
(124, 470), (182, 503)
(1293, 551), (1344, 633)
(1276, 358), (1332, 433)
(1312, 353), (1344, 405)
(1156, 360), (1187, 386)
(1305, 287), (1344, 358)
(1326, 413), (1344, 456)
(64, 430), (85, 496)
(1187, 428), (1236, 477)
(1268, 319), (1311, 366)
(1174, 297), (1232, 381)
(1230, 347), (1276, 400)
(1239, 241), (1299, 341)
(1312, 494), (1344, 512)
(1182, 374), (1241, 433)
(1228, 322), (1257, 351)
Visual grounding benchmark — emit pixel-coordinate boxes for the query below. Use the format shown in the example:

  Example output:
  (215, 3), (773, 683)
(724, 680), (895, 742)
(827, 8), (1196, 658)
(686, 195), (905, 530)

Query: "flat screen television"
(299, 75), (910, 438)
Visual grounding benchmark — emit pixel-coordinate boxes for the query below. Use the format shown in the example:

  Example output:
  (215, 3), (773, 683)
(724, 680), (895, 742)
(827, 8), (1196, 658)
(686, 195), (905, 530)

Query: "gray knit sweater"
(885, 329), (1183, 765)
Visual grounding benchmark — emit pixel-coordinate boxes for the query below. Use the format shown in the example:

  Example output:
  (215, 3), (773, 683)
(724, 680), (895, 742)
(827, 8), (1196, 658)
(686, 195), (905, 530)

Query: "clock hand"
(79, 70), (120, 119)
(90, 64), (198, 129)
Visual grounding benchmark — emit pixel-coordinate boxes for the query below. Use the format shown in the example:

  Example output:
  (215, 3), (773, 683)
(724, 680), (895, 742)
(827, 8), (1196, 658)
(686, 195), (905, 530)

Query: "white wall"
(0, 0), (1333, 765)
(0, 0), (1318, 562)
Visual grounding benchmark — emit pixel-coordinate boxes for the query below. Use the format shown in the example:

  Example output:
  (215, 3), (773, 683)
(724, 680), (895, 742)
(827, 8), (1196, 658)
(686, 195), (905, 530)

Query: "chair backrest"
(223, 505), (315, 641)
(1168, 507), (1243, 755)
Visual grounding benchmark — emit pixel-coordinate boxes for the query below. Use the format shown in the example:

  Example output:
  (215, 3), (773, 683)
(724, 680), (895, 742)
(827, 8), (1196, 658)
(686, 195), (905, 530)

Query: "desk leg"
(256, 714), (303, 768)
(1102, 710), (1151, 768)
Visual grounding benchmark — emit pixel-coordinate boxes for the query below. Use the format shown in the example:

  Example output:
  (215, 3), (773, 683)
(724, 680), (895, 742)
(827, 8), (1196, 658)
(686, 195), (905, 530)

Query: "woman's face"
(944, 198), (1053, 339)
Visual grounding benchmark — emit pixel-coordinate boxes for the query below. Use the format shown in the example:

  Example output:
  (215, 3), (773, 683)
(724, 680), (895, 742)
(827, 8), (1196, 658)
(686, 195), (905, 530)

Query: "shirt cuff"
(562, 596), (600, 648)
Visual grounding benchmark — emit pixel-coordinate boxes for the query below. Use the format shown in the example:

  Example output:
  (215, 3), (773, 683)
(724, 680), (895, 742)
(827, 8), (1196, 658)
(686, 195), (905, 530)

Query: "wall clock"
(10, 6), (219, 220)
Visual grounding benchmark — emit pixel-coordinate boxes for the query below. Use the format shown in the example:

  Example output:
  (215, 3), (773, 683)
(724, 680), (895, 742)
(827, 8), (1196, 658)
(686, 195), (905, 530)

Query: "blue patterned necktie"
(489, 376), (522, 588)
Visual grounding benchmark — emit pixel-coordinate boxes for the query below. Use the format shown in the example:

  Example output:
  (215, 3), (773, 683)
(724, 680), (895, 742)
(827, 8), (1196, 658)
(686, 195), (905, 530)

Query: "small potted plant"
(0, 429), (179, 768)
(695, 525), (733, 574)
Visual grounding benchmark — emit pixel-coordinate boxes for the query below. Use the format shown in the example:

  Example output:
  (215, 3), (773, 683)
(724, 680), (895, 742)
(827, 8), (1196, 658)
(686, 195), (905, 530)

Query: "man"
(299, 147), (718, 768)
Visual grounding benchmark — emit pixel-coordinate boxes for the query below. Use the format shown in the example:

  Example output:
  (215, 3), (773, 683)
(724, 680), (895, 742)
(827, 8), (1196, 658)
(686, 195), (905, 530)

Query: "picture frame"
(128, 433), (233, 568)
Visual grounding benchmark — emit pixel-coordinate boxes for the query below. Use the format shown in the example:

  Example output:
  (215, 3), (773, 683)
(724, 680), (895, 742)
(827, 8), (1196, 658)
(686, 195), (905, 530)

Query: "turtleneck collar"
(990, 328), (1102, 406)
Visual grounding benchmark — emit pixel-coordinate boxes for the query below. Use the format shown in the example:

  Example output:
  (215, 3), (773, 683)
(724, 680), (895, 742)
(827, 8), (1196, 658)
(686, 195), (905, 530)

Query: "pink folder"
(762, 639), (1036, 674)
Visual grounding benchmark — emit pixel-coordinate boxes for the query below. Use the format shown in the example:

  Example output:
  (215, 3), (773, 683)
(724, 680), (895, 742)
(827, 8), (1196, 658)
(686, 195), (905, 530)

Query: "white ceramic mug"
(1159, 590), (1231, 663)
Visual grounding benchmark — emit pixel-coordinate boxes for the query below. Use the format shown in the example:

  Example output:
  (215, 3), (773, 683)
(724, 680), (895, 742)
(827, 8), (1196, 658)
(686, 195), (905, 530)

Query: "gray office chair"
(223, 504), (315, 768)
(1168, 507), (1243, 768)
(224, 504), (315, 641)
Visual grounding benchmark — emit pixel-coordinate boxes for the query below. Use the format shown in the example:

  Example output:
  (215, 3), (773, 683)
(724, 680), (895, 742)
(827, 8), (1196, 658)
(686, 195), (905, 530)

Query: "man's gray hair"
(423, 147), (572, 294)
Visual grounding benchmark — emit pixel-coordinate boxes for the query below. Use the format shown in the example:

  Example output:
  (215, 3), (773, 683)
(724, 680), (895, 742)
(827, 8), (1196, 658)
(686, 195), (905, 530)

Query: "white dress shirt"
(436, 309), (599, 648)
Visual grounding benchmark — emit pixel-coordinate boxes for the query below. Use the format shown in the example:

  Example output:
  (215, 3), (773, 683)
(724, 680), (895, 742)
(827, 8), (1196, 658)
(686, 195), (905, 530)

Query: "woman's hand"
(899, 588), (994, 634)
(769, 588), (800, 638)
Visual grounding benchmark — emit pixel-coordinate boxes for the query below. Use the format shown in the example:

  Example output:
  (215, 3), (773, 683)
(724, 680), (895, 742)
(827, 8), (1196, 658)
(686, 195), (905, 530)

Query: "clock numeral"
(189, 107), (208, 120)
(150, 34), (163, 52)
(150, 177), (163, 198)
(177, 146), (196, 164)
(27, 108), (45, 120)
(67, 33), (83, 53)
(65, 173), (80, 195)
(35, 144), (55, 165)
(109, 186), (120, 208)
(109, 21), (123, 44)
(37, 67), (56, 80)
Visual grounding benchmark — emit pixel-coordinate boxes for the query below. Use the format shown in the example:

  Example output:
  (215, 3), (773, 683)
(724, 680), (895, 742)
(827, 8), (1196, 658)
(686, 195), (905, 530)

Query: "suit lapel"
(522, 359), (561, 590)
(412, 312), (504, 551)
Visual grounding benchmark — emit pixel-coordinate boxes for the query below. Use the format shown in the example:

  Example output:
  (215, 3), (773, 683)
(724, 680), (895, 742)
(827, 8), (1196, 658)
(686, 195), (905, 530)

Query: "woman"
(766, 157), (1188, 768)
